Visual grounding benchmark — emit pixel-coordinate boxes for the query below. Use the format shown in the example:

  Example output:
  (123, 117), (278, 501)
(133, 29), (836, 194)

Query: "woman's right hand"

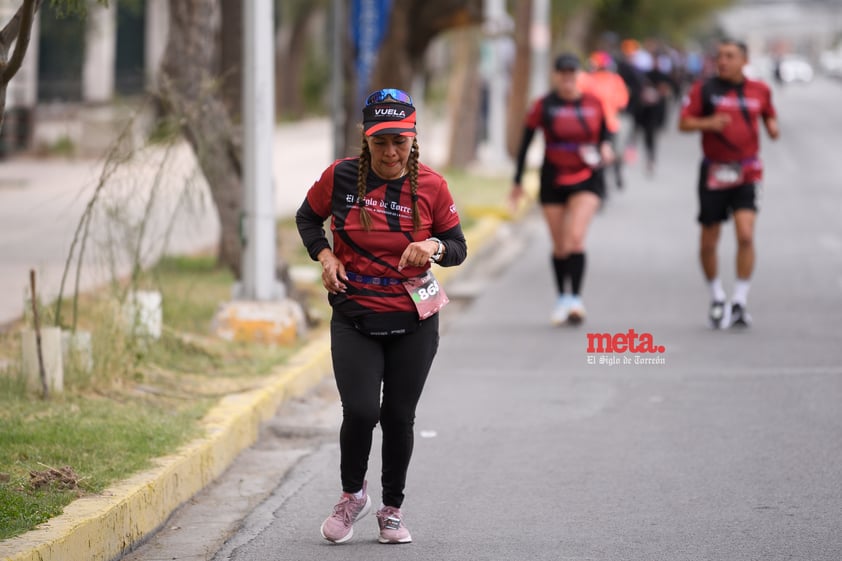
(317, 249), (347, 294)
(707, 112), (731, 132)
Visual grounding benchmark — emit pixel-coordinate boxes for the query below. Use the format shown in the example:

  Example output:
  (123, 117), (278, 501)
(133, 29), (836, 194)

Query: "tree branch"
(0, 0), (43, 84)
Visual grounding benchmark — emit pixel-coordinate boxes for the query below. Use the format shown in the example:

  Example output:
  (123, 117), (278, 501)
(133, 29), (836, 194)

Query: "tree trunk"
(369, 1), (414, 91)
(159, 0), (244, 278)
(506, 0), (532, 158)
(340, 9), (359, 159)
(219, 0), (242, 122)
(0, 0), (42, 131)
(446, 28), (481, 168)
(276, 4), (318, 120)
(558, 4), (595, 54)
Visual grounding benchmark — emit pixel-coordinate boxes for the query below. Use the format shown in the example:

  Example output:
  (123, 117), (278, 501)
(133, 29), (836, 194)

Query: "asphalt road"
(125, 77), (842, 561)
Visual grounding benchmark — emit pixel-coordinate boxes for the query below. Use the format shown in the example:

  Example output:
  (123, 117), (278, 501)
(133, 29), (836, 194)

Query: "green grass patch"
(0, 396), (206, 540)
(441, 168), (512, 229)
(149, 254), (236, 333)
(0, 484), (70, 541)
(43, 135), (76, 158)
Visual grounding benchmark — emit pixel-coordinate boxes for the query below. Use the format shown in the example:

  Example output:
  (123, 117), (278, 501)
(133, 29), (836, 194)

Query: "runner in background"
(631, 40), (677, 177)
(511, 53), (614, 326)
(679, 39), (779, 329)
(579, 51), (630, 192)
(616, 39), (645, 167)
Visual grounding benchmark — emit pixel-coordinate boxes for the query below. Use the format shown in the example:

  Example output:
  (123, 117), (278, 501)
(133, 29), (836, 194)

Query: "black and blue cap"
(362, 88), (417, 137)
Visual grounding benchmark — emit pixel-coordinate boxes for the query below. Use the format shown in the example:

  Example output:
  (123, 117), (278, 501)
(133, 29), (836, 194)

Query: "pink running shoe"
(376, 506), (412, 544)
(320, 481), (371, 544)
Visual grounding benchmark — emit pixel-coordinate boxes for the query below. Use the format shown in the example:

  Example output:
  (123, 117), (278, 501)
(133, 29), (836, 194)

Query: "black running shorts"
(697, 160), (760, 225)
(540, 164), (605, 205)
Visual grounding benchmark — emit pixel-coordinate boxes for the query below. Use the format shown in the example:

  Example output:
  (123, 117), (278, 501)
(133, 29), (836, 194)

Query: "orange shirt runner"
(578, 71), (629, 134)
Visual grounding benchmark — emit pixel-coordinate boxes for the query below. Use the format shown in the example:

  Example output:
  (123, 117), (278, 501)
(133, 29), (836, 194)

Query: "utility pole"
(241, 0), (279, 301)
(213, 0), (303, 345)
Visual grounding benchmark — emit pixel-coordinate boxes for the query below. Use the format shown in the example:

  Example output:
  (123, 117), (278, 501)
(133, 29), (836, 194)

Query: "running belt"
(345, 271), (404, 286)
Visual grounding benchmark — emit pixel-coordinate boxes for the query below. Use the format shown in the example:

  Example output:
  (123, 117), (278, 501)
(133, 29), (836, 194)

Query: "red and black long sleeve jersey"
(296, 158), (466, 316)
(514, 91), (610, 186)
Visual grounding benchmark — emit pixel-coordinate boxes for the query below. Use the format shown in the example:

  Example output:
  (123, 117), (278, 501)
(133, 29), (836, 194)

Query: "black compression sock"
(568, 252), (586, 295)
(552, 256), (568, 295)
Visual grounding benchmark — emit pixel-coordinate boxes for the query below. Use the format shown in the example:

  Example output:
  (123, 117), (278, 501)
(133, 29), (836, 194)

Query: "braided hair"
(356, 135), (422, 231)
(409, 137), (421, 231)
(356, 136), (373, 230)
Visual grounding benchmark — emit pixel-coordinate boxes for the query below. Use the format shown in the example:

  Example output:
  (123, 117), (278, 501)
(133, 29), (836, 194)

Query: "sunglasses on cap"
(365, 88), (413, 106)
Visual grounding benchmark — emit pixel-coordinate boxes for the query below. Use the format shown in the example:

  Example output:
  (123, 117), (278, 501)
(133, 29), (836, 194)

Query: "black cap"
(554, 53), (581, 71)
(362, 102), (417, 137)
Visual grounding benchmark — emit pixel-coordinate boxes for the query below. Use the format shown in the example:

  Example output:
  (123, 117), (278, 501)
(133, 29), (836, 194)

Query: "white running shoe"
(567, 295), (586, 325)
(550, 295), (570, 326)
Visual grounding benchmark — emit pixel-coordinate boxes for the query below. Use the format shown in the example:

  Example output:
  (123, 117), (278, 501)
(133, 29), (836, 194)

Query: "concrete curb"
(0, 214), (508, 561)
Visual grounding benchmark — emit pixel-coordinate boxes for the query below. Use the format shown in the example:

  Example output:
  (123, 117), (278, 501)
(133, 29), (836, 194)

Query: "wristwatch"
(427, 237), (444, 263)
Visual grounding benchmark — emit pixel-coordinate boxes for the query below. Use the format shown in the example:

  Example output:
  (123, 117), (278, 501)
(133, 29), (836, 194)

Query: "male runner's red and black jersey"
(681, 77), (776, 162)
(514, 92), (609, 186)
(297, 158), (463, 315)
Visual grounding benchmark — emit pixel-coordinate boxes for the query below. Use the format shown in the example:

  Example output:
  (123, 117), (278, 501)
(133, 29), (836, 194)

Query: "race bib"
(578, 144), (601, 168)
(402, 270), (449, 320)
(707, 162), (744, 190)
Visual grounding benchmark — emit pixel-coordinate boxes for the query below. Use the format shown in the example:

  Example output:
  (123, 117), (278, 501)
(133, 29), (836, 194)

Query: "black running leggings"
(330, 310), (439, 508)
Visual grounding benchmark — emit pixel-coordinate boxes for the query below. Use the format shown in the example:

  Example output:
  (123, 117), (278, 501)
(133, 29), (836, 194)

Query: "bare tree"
(446, 27), (482, 168)
(158, 0), (244, 277)
(0, 0), (42, 130)
(161, 0), (331, 277)
(219, 0), (243, 121)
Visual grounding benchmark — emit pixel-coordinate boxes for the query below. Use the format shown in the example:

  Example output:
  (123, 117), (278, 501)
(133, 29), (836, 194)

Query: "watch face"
(428, 238), (443, 262)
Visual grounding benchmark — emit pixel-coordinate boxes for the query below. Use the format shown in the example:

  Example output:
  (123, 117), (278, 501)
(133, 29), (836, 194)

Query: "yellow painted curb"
(0, 210), (513, 561)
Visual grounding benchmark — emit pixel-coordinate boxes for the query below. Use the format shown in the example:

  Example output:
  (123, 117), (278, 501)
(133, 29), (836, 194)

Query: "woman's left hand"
(398, 240), (438, 271)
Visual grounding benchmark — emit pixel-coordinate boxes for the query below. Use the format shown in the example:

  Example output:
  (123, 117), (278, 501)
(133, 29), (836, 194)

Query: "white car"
(819, 49), (842, 78)
(777, 55), (814, 84)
